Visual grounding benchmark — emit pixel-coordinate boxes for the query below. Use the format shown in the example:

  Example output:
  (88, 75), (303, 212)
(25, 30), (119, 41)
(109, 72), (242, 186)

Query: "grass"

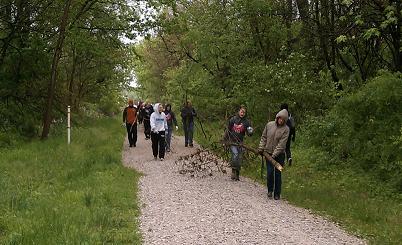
(0, 117), (141, 244)
(193, 121), (402, 245)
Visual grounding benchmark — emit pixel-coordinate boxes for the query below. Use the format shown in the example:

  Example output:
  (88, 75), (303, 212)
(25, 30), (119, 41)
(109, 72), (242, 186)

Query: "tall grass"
(0, 117), (141, 244)
(193, 120), (402, 244)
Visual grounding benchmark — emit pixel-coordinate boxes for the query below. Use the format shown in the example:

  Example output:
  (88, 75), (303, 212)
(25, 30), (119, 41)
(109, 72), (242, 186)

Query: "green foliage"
(0, 117), (141, 244)
(306, 72), (402, 191)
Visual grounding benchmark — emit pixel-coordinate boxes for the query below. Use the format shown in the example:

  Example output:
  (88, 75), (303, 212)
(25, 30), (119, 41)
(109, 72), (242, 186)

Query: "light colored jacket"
(258, 109), (290, 158)
(150, 103), (168, 132)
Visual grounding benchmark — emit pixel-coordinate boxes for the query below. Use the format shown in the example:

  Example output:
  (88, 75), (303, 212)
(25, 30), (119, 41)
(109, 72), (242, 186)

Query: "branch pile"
(175, 149), (229, 178)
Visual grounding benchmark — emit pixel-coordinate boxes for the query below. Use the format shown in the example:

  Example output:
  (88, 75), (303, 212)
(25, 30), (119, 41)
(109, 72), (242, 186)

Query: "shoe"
(129, 144), (132, 147)
(231, 169), (236, 180)
(288, 158), (292, 166)
(274, 195), (280, 200)
(166, 149), (170, 152)
(185, 144), (188, 147)
(133, 144), (136, 147)
(154, 156), (157, 160)
(235, 170), (240, 181)
(160, 158), (164, 161)
(189, 144), (194, 147)
(267, 192), (273, 198)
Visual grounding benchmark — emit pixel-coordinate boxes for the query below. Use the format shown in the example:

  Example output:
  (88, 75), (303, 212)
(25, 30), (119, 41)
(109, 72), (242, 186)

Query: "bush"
(306, 71), (402, 191)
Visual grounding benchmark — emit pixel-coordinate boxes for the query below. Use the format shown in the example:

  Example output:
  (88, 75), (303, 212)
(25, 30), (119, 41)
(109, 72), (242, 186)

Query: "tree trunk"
(41, 0), (72, 139)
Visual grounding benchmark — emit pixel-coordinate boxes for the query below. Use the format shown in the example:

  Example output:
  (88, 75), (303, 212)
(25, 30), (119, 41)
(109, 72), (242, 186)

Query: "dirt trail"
(122, 128), (365, 245)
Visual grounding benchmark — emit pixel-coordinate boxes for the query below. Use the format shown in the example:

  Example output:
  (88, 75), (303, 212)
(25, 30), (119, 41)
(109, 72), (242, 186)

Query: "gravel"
(123, 129), (366, 245)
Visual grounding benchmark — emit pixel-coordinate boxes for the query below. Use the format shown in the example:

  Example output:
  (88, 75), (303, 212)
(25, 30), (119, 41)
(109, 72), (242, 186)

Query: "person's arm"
(164, 114), (168, 131)
(272, 127), (290, 158)
(258, 124), (268, 152)
(150, 113), (156, 132)
(172, 112), (178, 128)
(122, 107), (127, 123)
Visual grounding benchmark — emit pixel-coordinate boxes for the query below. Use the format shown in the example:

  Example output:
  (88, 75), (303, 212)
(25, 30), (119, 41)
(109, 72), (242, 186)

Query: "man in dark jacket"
(141, 100), (154, 140)
(123, 99), (138, 147)
(227, 106), (253, 181)
(280, 103), (296, 166)
(164, 104), (178, 152)
(181, 100), (197, 147)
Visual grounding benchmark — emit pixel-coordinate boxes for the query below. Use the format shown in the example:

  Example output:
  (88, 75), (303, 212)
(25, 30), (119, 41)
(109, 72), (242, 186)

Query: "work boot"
(231, 169), (236, 180)
(235, 170), (240, 181)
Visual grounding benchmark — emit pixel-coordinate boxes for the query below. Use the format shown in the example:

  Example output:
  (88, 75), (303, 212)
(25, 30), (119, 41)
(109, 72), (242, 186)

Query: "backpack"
(126, 107), (137, 124)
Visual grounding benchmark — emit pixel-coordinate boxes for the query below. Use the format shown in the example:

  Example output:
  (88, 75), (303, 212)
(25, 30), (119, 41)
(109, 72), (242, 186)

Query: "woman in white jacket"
(150, 103), (168, 160)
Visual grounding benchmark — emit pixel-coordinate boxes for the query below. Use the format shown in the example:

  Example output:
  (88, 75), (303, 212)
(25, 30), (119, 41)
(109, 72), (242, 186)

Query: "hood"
(276, 109), (289, 123)
(153, 103), (161, 115)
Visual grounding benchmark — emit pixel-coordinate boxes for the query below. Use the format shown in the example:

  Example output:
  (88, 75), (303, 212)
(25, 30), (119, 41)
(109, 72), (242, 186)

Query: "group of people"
(124, 98), (296, 200)
(226, 103), (295, 200)
(122, 99), (197, 161)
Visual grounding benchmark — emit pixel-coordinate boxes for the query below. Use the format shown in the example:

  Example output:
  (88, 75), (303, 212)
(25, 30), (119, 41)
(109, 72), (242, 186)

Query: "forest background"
(0, 0), (401, 243)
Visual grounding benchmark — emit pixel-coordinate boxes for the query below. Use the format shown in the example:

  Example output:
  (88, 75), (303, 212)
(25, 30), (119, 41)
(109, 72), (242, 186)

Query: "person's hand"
(175, 125), (179, 130)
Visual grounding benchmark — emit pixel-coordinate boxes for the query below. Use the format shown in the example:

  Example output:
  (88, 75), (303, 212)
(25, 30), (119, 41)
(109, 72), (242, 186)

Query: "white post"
(67, 105), (71, 144)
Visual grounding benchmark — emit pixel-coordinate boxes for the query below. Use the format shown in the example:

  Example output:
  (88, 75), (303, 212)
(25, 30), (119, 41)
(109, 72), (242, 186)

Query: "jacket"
(150, 103), (168, 132)
(258, 109), (290, 158)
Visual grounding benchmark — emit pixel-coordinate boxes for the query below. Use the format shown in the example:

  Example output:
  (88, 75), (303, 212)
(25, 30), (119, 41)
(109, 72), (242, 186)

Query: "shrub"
(306, 71), (402, 191)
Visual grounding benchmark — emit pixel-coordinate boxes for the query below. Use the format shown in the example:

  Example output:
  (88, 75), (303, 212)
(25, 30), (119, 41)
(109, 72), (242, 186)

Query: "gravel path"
(122, 128), (365, 245)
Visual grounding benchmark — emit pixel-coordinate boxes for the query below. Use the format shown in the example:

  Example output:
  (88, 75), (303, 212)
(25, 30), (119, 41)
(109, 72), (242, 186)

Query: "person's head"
(275, 109), (289, 126)
(158, 103), (163, 113)
(186, 100), (192, 107)
(165, 104), (171, 111)
(128, 99), (134, 106)
(238, 105), (246, 118)
(280, 103), (289, 111)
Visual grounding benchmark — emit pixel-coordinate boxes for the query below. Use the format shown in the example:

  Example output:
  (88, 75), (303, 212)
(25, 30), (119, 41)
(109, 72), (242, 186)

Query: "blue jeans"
(230, 145), (242, 170)
(165, 126), (173, 150)
(267, 153), (285, 196)
(183, 121), (194, 145)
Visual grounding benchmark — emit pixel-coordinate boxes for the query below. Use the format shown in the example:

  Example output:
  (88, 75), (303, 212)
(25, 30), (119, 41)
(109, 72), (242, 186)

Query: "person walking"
(181, 100), (197, 147)
(122, 99), (138, 147)
(150, 103), (168, 160)
(164, 104), (178, 152)
(141, 100), (154, 140)
(280, 103), (296, 166)
(226, 106), (253, 181)
(258, 109), (289, 200)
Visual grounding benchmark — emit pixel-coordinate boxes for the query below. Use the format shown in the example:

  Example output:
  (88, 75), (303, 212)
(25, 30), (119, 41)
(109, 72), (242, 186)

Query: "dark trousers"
(183, 121), (194, 145)
(143, 119), (151, 138)
(151, 131), (165, 158)
(126, 123), (137, 146)
(267, 153), (285, 196)
(285, 137), (292, 160)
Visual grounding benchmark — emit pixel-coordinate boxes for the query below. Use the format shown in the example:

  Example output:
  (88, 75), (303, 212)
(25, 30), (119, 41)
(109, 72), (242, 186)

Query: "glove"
(175, 126), (179, 130)
(247, 126), (253, 135)
(258, 149), (264, 155)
